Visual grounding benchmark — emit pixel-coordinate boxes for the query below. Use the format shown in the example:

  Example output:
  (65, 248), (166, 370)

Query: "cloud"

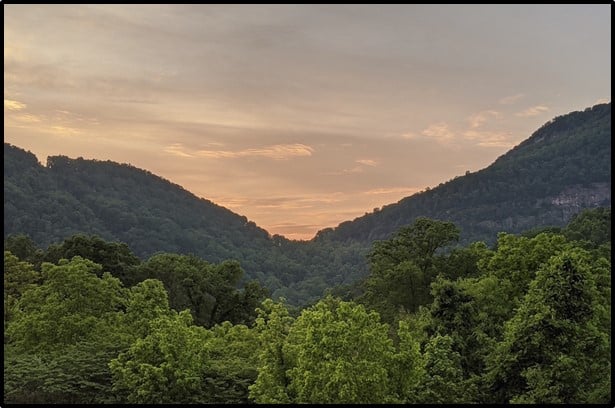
(400, 131), (418, 139)
(467, 110), (499, 128)
(164, 143), (194, 158)
(13, 113), (42, 123)
(49, 125), (82, 136)
(197, 143), (314, 160)
(164, 143), (314, 160)
(594, 98), (610, 105)
(4, 99), (27, 111)
(499, 93), (524, 105)
(515, 105), (549, 117)
(462, 130), (514, 148)
(356, 158), (378, 166)
(364, 186), (422, 195)
(421, 122), (454, 142)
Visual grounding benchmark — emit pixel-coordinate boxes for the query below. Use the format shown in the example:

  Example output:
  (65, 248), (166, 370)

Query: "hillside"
(3, 144), (364, 303)
(4, 103), (611, 304)
(317, 103), (611, 245)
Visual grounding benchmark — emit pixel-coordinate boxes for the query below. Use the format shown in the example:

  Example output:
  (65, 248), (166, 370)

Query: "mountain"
(3, 143), (365, 304)
(4, 103), (611, 304)
(316, 103), (611, 245)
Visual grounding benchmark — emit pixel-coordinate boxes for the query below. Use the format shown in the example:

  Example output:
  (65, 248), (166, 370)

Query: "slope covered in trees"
(3, 103), (611, 304)
(319, 103), (611, 245)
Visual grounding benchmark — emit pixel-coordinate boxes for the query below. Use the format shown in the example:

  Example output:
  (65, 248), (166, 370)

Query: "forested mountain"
(318, 103), (611, 245)
(4, 143), (365, 303)
(3, 103), (611, 304)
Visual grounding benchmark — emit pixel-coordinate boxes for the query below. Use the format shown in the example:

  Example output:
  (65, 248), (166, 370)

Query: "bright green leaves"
(415, 334), (475, 403)
(110, 312), (260, 404)
(4, 251), (40, 326)
(249, 298), (295, 404)
(109, 310), (208, 404)
(7, 256), (128, 353)
(250, 296), (425, 404)
(284, 297), (396, 404)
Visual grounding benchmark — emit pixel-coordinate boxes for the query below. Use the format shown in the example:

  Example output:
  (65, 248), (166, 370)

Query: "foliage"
(283, 296), (397, 403)
(485, 249), (611, 403)
(360, 218), (459, 322)
(6, 256), (128, 353)
(134, 253), (267, 327)
(110, 311), (260, 404)
(2, 212), (611, 404)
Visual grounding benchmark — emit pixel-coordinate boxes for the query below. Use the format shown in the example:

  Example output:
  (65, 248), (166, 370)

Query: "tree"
(109, 310), (209, 404)
(415, 334), (476, 403)
(4, 234), (42, 265)
(4, 257), (133, 404)
(110, 311), (260, 404)
(7, 256), (128, 352)
(249, 299), (295, 403)
(135, 254), (263, 328)
(391, 319), (424, 402)
(4, 251), (40, 326)
(283, 296), (396, 404)
(563, 207), (611, 248)
(486, 248), (610, 403)
(43, 234), (141, 284)
(361, 218), (460, 321)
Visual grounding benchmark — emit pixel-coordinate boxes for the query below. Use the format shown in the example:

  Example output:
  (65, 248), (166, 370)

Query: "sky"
(4, 4), (611, 240)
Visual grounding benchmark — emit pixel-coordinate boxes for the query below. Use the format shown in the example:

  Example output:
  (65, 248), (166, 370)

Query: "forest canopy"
(3, 209), (611, 404)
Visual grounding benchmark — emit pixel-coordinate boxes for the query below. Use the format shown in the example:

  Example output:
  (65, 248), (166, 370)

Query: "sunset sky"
(4, 4), (611, 239)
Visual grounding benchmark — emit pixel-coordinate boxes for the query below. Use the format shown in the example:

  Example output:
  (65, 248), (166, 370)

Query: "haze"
(4, 4), (610, 239)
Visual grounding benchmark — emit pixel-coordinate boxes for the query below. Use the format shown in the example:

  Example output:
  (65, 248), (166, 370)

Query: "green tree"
(486, 249), (610, 403)
(4, 251), (40, 326)
(249, 299), (295, 403)
(43, 234), (141, 284)
(361, 218), (460, 321)
(4, 234), (43, 265)
(109, 310), (209, 404)
(391, 319), (425, 402)
(7, 256), (128, 352)
(123, 278), (174, 338)
(415, 334), (477, 403)
(136, 254), (263, 327)
(283, 296), (396, 404)
(4, 256), (133, 404)
(563, 207), (611, 248)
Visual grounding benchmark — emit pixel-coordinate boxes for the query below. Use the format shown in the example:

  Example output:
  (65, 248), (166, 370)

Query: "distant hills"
(4, 103), (611, 304)
(317, 103), (611, 245)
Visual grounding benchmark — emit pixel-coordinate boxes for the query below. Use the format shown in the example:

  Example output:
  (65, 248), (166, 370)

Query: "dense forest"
(3, 104), (611, 305)
(4, 208), (611, 404)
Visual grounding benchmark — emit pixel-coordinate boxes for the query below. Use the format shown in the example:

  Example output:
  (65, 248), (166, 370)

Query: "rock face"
(551, 182), (611, 219)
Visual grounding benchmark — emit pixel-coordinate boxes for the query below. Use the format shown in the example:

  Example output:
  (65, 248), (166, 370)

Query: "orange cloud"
(462, 130), (513, 148)
(421, 122), (454, 142)
(499, 93), (524, 105)
(356, 158), (378, 166)
(4, 99), (27, 111)
(515, 105), (549, 117)
(467, 110), (499, 129)
(196, 143), (314, 160)
(163, 143), (314, 160)
(364, 186), (422, 195)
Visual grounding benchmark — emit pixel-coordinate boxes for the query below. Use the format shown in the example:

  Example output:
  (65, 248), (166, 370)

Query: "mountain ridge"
(4, 102), (611, 304)
(316, 102), (611, 244)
